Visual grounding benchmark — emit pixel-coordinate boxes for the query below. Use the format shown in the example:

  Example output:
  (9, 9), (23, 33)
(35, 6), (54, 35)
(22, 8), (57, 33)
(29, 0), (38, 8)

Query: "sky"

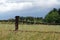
(0, 0), (60, 20)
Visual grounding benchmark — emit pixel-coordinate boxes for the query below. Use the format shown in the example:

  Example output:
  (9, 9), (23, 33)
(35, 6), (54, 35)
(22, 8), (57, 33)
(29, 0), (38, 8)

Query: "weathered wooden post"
(15, 16), (19, 31)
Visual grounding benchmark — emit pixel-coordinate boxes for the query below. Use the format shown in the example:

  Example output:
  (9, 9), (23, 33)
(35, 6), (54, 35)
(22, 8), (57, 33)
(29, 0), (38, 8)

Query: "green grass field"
(0, 23), (60, 40)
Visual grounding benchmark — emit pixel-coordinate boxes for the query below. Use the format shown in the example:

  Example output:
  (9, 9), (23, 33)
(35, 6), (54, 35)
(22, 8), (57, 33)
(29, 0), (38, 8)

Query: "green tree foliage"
(57, 8), (60, 23)
(45, 8), (60, 23)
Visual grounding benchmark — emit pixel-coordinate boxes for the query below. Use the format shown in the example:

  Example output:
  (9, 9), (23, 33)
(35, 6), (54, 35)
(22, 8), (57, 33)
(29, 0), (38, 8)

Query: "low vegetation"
(0, 23), (60, 40)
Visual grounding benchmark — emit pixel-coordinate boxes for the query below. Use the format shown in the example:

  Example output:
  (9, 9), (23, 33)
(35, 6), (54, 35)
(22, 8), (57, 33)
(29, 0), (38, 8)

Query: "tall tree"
(57, 8), (60, 23)
(45, 8), (59, 23)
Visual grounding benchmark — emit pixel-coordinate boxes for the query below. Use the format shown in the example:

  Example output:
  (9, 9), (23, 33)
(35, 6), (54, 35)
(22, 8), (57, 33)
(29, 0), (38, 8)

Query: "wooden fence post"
(15, 16), (19, 31)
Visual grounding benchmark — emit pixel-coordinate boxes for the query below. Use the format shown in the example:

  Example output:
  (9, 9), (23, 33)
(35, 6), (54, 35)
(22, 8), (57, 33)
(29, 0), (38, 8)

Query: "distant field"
(0, 23), (60, 40)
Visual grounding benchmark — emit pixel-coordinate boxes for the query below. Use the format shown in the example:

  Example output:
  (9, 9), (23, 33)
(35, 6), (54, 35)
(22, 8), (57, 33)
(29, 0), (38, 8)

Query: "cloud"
(33, 0), (60, 7)
(0, 0), (33, 12)
(0, 0), (60, 12)
(0, 2), (32, 12)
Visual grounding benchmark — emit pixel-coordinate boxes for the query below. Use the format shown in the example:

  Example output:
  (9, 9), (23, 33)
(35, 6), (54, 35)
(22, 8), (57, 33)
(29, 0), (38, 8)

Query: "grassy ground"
(0, 23), (60, 40)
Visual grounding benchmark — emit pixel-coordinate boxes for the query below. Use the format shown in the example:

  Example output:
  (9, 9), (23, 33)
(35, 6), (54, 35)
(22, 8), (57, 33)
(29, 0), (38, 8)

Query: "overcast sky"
(0, 0), (60, 19)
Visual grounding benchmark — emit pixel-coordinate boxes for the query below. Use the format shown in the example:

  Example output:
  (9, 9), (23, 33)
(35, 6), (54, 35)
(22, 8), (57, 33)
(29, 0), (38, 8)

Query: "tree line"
(0, 8), (60, 24)
(0, 16), (43, 24)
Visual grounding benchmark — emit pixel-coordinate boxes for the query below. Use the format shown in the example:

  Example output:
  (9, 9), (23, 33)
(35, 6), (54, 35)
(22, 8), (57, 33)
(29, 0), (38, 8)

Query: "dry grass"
(0, 23), (60, 40)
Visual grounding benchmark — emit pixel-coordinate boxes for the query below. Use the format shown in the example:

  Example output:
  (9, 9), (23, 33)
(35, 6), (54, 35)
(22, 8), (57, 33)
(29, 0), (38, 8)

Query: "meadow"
(0, 23), (60, 40)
